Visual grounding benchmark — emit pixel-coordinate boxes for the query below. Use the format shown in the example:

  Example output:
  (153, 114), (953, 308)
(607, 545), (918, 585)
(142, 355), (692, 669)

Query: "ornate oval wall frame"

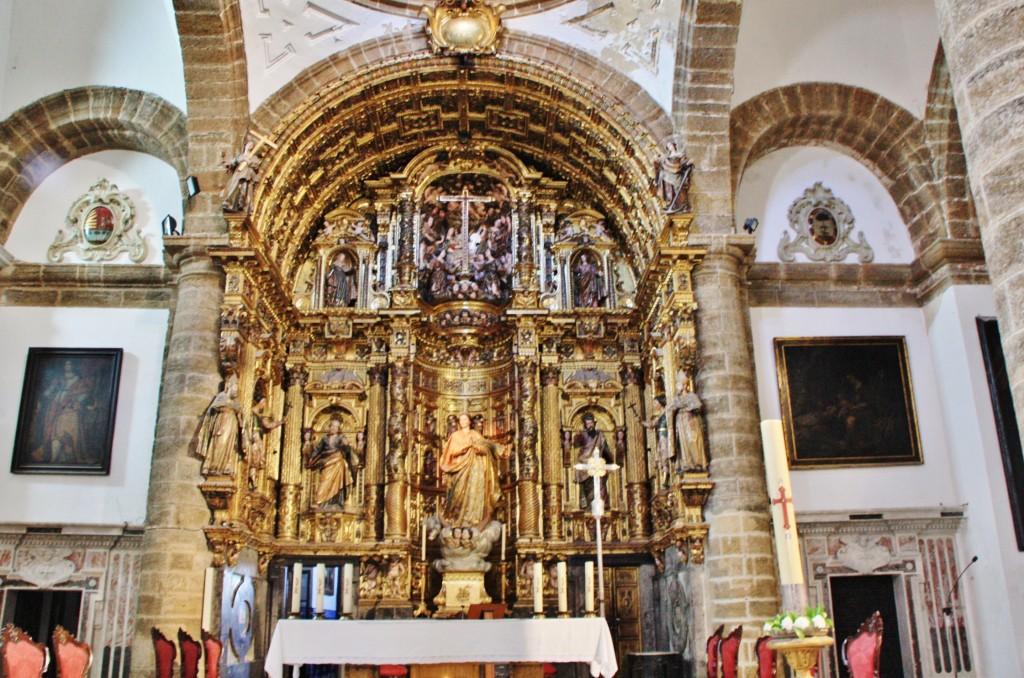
(48, 178), (146, 263)
(778, 182), (874, 264)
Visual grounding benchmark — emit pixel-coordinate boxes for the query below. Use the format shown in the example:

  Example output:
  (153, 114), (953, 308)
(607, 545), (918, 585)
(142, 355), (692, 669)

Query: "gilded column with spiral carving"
(620, 365), (650, 537)
(517, 358), (542, 539)
(277, 365), (307, 540)
(515, 190), (536, 287)
(364, 364), (388, 540)
(540, 364), (563, 540)
(396, 191), (416, 286)
(385, 360), (410, 539)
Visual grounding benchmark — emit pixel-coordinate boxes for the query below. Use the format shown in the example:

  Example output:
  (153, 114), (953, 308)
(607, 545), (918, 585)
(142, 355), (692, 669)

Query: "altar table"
(264, 618), (618, 678)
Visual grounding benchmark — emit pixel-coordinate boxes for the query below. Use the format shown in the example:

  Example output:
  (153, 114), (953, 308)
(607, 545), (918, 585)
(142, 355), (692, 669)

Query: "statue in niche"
(244, 392), (284, 489)
(655, 140), (693, 214)
(307, 418), (362, 508)
(196, 375), (243, 476)
(574, 413), (614, 509)
(426, 516), (502, 573)
(222, 141), (260, 213)
(643, 395), (672, 486)
(669, 370), (707, 472)
(439, 413), (506, 531)
(573, 251), (606, 308)
(325, 251), (356, 308)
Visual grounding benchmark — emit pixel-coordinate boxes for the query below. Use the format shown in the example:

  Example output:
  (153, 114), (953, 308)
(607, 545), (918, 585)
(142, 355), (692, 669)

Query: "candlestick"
(422, 522), (427, 561)
(342, 563), (354, 617)
(584, 561), (595, 616)
(500, 523), (506, 562)
(761, 419), (808, 612)
(556, 562), (568, 615)
(532, 562), (544, 617)
(290, 563), (302, 617)
(314, 563), (325, 617)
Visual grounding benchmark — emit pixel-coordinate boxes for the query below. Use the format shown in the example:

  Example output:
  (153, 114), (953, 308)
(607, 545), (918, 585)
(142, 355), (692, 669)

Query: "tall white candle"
(290, 563), (303, 615)
(342, 563), (354, 615)
(500, 523), (506, 562)
(201, 567), (215, 630)
(422, 522), (427, 561)
(314, 563), (326, 614)
(584, 562), (595, 613)
(532, 562), (544, 614)
(761, 419), (808, 611)
(556, 562), (568, 613)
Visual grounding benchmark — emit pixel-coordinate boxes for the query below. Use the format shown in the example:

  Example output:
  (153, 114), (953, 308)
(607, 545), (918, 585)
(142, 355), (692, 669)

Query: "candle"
(500, 523), (506, 562)
(201, 567), (215, 629)
(556, 562), (567, 613)
(342, 563), (354, 616)
(290, 563), (302, 615)
(532, 562), (543, 614)
(761, 419), (808, 611)
(584, 562), (595, 613)
(422, 523), (427, 561)
(314, 563), (326, 615)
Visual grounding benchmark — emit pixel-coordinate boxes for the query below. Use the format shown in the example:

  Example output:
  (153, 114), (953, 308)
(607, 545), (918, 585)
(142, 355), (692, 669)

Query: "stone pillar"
(364, 365), (388, 540)
(385, 360), (410, 539)
(621, 365), (651, 538)
(933, 1), (1024, 434)
(540, 365), (564, 540)
(277, 366), (306, 540)
(691, 236), (778, 634)
(132, 250), (223, 676)
(517, 359), (542, 539)
(396, 191), (416, 286)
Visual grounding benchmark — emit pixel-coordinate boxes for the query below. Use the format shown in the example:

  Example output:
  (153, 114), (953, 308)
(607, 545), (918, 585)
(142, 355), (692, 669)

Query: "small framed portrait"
(774, 337), (922, 468)
(10, 348), (123, 475)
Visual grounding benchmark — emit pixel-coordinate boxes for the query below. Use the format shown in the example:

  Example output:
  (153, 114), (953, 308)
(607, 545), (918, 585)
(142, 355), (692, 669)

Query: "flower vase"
(767, 635), (834, 678)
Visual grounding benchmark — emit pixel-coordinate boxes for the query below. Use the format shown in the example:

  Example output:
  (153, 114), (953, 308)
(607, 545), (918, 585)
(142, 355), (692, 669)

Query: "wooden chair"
(52, 626), (92, 678)
(1, 624), (50, 678)
(718, 626), (743, 678)
(705, 624), (724, 678)
(841, 611), (883, 678)
(178, 629), (202, 678)
(753, 636), (776, 678)
(151, 628), (177, 678)
(201, 630), (223, 678)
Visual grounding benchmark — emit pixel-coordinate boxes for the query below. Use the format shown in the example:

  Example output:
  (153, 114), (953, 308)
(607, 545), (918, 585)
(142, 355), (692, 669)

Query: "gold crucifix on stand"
(439, 185), (493, 275)
(574, 447), (620, 617)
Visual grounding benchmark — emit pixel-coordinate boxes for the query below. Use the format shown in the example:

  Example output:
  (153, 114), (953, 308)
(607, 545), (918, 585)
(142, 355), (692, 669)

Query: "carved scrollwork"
(422, 0), (506, 56)
(778, 182), (874, 263)
(48, 178), (146, 263)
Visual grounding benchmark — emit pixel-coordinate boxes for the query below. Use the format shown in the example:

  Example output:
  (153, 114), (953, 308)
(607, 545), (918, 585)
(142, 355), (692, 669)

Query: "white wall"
(3, 150), (181, 264)
(0, 0), (12, 114)
(732, 0), (939, 117)
(0, 307), (168, 526)
(923, 285), (1024, 677)
(751, 306), (957, 509)
(736, 147), (915, 264)
(0, 0), (185, 118)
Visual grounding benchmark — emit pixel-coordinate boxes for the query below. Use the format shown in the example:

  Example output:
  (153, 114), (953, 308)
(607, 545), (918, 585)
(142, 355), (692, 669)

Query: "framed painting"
(774, 337), (922, 468)
(10, 347), (123, 475)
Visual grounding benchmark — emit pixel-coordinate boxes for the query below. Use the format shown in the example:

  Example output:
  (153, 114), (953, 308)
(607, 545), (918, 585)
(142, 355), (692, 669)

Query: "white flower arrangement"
(763, 605), (834, 639)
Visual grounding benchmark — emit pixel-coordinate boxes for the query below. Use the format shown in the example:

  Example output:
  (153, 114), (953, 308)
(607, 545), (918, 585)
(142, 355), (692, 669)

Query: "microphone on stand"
(942, 555), (978, 617)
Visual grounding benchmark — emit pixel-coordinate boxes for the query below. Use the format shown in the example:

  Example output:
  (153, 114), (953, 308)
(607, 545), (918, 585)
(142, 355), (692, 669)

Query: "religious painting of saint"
(417, 174), (514, 306)
(775, 337), (922, 468)
(11, 348), (123, 474)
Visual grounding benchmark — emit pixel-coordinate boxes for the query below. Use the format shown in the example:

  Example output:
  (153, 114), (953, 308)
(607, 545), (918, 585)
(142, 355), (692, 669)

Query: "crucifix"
(772, 485), (794, 530)
(574, 447), (620, 617)
(439, 185), (493, 274)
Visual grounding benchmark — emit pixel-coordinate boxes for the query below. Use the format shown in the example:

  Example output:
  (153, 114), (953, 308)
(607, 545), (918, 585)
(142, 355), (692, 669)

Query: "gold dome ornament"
(422, 0), (506, 55)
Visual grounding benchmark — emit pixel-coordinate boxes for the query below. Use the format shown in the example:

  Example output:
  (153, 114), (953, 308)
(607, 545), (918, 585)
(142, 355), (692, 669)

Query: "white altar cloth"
(264, 618), (618, 678)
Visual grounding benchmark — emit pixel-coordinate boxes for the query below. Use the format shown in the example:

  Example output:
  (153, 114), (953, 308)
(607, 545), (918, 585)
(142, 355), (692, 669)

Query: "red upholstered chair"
(378, 666), (409, 678)
(753, 636), (776, 678)
(718, 626), (743, 678)
(52, 626), (92, 678)
(705, 624), (724, 678)
(1, 624), (50, 678)
(151, 628), (177, 678)
(178, 629), (202, 678)
(201, 630), (223, 678)
(841, 611), (883, 678)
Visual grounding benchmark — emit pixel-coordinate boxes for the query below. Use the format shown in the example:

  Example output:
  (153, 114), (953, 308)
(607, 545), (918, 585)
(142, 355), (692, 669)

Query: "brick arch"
(731, 84), (945, 256)
(0, 87), (187, 244)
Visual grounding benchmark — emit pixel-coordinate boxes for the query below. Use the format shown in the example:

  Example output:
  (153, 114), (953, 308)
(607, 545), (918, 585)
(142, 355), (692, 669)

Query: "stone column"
(933, 1), (1024, 434)
(132, 250), (223, 675)
(517, 359), (542, 539)
(621, 365), (651, 538)
(277, 366), (306, 540)
(364, 365), (388, 540)
(396, 191), (416, 286)
(385, 360), (410, 539)
(540, 365), (564, 540)
(691, 236), (778, 634)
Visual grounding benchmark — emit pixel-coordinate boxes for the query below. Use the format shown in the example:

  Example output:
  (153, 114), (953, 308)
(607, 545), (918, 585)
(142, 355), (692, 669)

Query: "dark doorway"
(830, 575), (904, 677)
(6, 589), (83, 678)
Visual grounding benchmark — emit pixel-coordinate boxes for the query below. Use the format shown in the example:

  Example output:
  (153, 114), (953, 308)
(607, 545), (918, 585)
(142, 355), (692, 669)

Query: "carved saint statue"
(325, 251), (356, 308)
(573, 252), (605, 308)
(307, 418), (362, 507)
(245, 393), (284, 488)
(196, 375), (243, 476)
(222, 141), (259, 213)
(643, 394), (672, 486)
(574, 413), (614, 509)
(669, 370), (707, 472)
(439, 413), (506, 530)
(656, 141), (694, 214)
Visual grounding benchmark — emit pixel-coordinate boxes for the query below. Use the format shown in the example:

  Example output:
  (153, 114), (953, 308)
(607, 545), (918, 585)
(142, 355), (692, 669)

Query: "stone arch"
(0, 87), (187, 244)
(731, 83), (945, 257)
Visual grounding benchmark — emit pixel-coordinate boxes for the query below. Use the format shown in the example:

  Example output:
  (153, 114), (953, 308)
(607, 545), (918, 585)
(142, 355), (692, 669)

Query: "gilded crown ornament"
(422, 0), (505, 55)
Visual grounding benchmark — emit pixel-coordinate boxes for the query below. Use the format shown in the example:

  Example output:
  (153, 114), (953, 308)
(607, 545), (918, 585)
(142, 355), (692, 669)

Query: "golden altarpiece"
(194, 133), (712, 667)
